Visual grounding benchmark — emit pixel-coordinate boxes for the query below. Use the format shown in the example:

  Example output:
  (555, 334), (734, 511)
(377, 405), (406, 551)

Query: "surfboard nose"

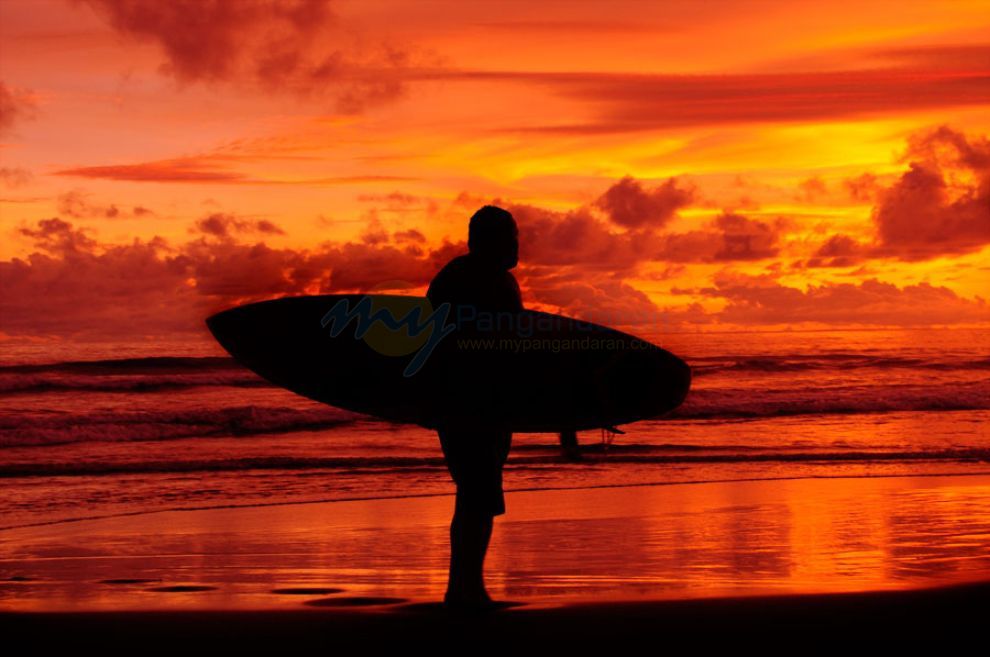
(664, 351), (692, 409)
(205, 307), (244, 358)
(603, 345), (691, 422)
(206, 303), (279, 366)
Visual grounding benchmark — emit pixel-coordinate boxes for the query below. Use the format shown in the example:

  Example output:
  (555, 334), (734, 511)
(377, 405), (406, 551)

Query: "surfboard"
(205, 294), (691, 433)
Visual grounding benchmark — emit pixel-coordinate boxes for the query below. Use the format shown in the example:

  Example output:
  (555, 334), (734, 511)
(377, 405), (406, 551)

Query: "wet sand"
(1, 474), (989, 647)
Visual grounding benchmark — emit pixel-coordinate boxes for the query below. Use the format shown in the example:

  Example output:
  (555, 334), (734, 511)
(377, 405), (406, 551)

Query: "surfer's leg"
(447, 505), (494, 604)
(439, 427), (501, 606)
(559, 428), (581, 461)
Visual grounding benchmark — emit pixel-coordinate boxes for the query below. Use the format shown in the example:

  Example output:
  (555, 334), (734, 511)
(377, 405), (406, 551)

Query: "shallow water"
(0, 328), (987, 531)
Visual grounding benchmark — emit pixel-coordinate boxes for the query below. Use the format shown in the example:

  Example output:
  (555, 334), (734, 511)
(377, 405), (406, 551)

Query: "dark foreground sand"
(2, 580), (987, 651)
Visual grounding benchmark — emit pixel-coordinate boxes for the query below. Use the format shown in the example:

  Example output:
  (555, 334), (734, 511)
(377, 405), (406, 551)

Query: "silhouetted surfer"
(428, 205), (583, 610)
(426, 205), (521, 611)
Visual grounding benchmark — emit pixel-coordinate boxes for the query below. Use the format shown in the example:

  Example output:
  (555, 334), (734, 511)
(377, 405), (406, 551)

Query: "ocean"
(1, 328), (987, 531)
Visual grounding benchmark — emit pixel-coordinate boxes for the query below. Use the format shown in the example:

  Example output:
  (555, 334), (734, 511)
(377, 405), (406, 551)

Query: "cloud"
(6, 139), (988, 341)
(0, 167), (33, 188)
(843, 172), (881, 203)
(504, 186), (771, 270)
(55, 157), (246, 183)
(501, 195), (779, 323)
(811, 125), (989, 264)
(0, 214), (449, 338)
(81, 0), (335, 82)
(191, 213), (286, 238)
(794, 176), (827, 203)
(704, 272), (988, 326)
(2, 202), (670, 338)
(522, 271), (663, 326)
(656, 212), (781, 262)
(394, 228), (426, 243)
(593, 175), (695, 229)
(0, 80), (38, 137)
(75, 0), (430, 114)
(357, 191), (422, 206)
(710, 212), (780, 261)
(356, 191), (439, 215)
(870, 125), (990, 260)
(434, 44), (990, 133)
(488, 190), (784, 324)
(507, 202), (661, 271)
(56, 189), (157, 220)
(2, 233), (201, 338)
(54, 154), (418, 185)
(16, 217), (98, 254)
(806, 234), (867, 268)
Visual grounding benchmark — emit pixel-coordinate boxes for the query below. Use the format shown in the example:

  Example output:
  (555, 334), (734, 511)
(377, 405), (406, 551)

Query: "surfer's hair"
(468, 205), (516, 253)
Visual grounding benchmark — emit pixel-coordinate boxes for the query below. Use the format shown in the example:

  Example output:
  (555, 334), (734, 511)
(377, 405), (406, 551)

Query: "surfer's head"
(468, 205), (518, 270)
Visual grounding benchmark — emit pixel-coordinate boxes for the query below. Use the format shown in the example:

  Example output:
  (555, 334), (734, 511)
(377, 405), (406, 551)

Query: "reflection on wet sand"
(0, 474), (988, 611)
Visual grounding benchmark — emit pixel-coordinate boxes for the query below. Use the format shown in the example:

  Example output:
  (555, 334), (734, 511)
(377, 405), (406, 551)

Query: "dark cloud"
(191, 213), (286, 238)
(76, 0), (426, 114)
(805, 234), (867, 268)
(655, 212), (781, 262)
(16, 217), (98, 254)
(811, 126), (989, 264)
(0, 214), (450, 338)
(507, 202), (661, 271)
(593, 175), (695, 228)
(255, 220), (284, 235)
(429, 44), (990, 133)
(75, 0), (335, 82)
(522, 271), (664, 327)
(3, 201), (671, 338)
(0, 81), (37, 137)
(358, 217), (390, 245)
(843, 172), (881, 203)
(870, 125), (990, 260)
(711, 212), (779, 261)
(394, 228), (426, 243)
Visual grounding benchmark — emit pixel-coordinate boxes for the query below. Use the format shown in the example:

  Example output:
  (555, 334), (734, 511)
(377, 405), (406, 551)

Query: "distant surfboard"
(205, 294), (691, 433)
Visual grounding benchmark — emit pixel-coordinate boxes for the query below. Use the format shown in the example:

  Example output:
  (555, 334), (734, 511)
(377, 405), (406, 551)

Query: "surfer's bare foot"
(443, 588), (497, 612)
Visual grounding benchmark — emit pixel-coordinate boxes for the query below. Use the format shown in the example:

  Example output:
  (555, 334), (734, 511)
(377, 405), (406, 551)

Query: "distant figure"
(427, 205), (521, 611)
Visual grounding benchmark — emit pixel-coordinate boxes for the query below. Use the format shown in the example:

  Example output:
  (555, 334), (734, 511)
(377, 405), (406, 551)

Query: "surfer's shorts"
(437, 425), (512, 517)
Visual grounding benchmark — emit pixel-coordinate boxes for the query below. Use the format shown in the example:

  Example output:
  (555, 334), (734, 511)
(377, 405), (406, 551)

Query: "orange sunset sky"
(1, 0), (988, 343)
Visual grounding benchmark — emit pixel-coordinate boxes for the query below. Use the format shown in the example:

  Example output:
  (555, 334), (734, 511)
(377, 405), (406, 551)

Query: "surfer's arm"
(506, 272), (524, 311)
